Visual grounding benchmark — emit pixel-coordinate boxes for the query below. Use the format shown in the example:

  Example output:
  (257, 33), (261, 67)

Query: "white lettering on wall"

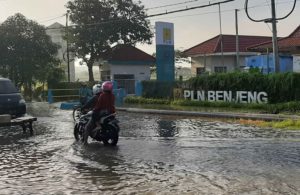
(257, 92), (268, 104)
(183, 90), (268, 104)
(224, 91), (232, 102)
(239, 91), (248, 103)
(197, 91), (205, 101)
(248, 91), (257, 103)
(216, 91), (223, 101)
(208, 91), (215, 102)
(184, 90), (191, 99)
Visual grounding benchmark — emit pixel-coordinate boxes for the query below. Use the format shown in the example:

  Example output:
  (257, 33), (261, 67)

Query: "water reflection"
(0, 109), (299, 194)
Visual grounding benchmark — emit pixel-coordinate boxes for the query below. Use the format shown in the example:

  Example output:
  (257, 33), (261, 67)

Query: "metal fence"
(48, 88), (80, 103)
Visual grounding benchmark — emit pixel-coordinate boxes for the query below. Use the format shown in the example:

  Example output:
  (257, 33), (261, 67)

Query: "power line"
(149, 0), (297, 21)
(245, 0), (297, 22)
(146, 0), (201, 10)
(147, 0), (235, 18)
(145, 0), (220, 11)
(46, 0), (235, 30)
(39, 14), (65, 23)
(45, 0), (298, 30)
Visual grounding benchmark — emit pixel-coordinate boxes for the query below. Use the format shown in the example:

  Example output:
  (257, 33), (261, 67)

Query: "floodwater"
(0, 109), (300, 194)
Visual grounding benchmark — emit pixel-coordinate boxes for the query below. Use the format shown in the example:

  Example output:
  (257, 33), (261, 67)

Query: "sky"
(0, 0), (300, 55)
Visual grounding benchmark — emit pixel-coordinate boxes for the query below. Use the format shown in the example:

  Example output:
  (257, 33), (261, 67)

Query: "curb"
(116, 107), (300, 121)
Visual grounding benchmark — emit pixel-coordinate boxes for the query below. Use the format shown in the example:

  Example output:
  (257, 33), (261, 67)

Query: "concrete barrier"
(60, 101), (80, 110)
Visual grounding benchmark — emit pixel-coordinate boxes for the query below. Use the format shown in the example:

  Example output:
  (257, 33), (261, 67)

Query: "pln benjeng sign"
(183, 90), (268, 104)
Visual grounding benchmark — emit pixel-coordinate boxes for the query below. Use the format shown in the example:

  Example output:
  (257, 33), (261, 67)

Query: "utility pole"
(235, 9), (240, 70)
(66, 10), (70, 82)
(219, 3), (224, 67)
(245, 0), (296, 73)
(270, 0), (280, 73)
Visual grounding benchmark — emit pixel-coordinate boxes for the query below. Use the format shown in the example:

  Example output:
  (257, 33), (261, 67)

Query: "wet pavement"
(0, 109), (300, 194)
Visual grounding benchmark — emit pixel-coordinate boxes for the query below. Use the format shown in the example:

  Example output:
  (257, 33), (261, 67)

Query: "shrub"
(141, 80), (178, 99)
(125, 96), (300, 114)
(124, 96), (170, 105)
(186, 72), (300, 103)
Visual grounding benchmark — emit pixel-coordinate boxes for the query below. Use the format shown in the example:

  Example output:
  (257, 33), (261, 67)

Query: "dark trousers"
(83, 117), (95, 144)
(83, 111), (108, 144)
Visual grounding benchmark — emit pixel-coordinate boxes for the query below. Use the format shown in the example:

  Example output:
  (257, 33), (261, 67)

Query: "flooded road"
(0, 109), (300, 194)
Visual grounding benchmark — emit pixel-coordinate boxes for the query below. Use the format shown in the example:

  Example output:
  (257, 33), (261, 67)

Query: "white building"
(46, 22), (75, 82)
(184, 35), (272, 75)
(99, 45), (156, 94)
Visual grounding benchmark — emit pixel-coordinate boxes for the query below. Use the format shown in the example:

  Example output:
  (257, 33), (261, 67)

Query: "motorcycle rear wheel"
(102, 125), (119, 146)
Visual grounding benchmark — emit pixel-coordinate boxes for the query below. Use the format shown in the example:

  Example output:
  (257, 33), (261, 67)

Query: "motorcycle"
(74, 111), (120, 146)
(73, 105), (88, 122)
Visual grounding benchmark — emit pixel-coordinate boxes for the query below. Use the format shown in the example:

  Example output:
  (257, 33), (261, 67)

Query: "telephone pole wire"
(235, 9), (240, 69)
(219, 3), (224, 67)
(270, 0), (280, 73)
(66, 10), (70, 82)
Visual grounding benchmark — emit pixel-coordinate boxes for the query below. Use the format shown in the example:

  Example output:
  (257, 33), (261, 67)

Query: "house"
(248, 25), (300, 72)
(184, 35), (272, 75)
(46, 22), (75, 82)
(99, 45), (156, 94)
(248, 25), (300, 54)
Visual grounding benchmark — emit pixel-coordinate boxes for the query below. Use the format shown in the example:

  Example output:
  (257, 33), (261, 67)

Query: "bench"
(0, 115), (37, 135)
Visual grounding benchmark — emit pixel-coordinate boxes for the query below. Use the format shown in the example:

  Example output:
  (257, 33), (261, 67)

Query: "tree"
(66, 0), (153, 81)
(175, 48), (190, 64)
(0, 13), (63, 100)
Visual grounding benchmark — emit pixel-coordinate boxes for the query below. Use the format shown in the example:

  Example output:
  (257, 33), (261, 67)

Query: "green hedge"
(124, 96), (300, 114)
(125, 96), (170, 105)
(186, 72), (300, 103)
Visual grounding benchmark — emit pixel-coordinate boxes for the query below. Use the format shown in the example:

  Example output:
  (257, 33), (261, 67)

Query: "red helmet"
(102, 81), (113, 92)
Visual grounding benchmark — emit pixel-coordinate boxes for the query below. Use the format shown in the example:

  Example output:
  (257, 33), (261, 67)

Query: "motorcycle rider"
(79, 82), (92, 105)
(83, 81), (115, 145)
(81, 83), (102, 113)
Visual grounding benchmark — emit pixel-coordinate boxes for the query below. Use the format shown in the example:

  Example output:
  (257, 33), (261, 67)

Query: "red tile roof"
(248, 25), (300, 52)
(184, 35), (272, 56)
(107, 44), (155, 62)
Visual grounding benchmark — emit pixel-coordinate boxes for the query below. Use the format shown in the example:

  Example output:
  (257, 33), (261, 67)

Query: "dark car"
(0, 78), (26, 118)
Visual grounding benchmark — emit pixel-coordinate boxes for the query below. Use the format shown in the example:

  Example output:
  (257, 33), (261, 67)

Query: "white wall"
(46, 26), (75, 82)
(210, 56), (236, 72)
(293, 55), (300, 72)
(191, 55), (248, 75)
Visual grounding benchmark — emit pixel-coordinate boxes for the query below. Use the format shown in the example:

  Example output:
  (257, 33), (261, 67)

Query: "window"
(214, 66), (227, 73)
(114, 74), (134, 80)
(0, 80), (18, 94)
(101, 71), (111, 81)
(196, 67), (206, 75)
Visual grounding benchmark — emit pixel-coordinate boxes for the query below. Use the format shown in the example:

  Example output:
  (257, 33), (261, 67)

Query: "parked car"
(0, 78), (26, 118)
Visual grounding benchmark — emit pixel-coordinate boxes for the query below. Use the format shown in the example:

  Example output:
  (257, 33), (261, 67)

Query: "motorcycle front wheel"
(74, 123), (84, 142)
(73, 106), (82, 122)
(102, 125), (119, 146)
